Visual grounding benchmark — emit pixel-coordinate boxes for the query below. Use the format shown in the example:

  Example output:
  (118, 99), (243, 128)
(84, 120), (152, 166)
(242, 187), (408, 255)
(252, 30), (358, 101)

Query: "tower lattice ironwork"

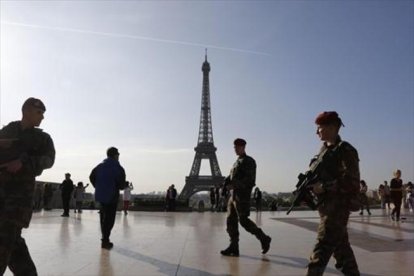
(179, 53), (225, 200)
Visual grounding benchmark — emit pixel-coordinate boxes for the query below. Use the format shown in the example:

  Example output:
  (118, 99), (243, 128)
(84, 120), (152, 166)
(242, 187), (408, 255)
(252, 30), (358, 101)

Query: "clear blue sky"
(1, 1), (413, 194)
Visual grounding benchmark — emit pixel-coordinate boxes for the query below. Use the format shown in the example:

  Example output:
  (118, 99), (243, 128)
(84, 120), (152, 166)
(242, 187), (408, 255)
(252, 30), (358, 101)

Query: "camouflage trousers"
(307, 196), (360, 276)
(226, 196), (267, 244)
(0, 219), (37, 276)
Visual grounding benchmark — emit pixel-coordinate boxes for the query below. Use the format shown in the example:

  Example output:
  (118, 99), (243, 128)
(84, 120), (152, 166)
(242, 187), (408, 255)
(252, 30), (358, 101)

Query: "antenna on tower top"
(205, 48), (208, 61)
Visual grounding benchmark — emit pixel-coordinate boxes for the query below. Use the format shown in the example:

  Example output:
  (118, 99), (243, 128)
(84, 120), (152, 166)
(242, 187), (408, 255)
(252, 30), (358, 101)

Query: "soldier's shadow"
(241, 254), (342, 274)
(248, 254), (381, 276)
(114, 247), (228, 276)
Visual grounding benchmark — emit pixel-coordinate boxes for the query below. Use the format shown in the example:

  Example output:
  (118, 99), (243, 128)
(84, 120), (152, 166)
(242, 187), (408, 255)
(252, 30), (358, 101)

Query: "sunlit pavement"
(5, 208), (414, 276)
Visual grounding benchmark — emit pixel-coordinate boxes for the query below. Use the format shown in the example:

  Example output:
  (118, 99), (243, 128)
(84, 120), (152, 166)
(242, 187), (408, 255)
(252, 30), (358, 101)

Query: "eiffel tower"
(179, 52), (225, 200)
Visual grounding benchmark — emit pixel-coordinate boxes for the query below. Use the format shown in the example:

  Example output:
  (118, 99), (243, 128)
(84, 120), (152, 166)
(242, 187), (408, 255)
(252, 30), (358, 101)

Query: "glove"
(311, 182), (325, 194)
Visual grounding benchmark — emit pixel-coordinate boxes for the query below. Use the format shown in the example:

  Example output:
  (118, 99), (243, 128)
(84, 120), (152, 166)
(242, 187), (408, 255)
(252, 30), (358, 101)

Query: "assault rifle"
(286, 146), (338, 215)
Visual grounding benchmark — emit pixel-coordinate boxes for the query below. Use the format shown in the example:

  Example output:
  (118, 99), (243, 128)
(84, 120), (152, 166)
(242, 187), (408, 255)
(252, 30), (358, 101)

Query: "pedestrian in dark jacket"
(390, 169), (403, 221)
(43, 183), (54, 210)
(166, 184), (177, 211)
(90, 147), (126, 250)
(60, 173), (74, 217)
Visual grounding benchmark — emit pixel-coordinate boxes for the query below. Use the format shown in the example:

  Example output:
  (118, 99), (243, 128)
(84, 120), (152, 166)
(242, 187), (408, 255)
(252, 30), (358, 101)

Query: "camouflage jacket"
(0, 121), (55, 227)
(226, 154), (256, 200)
(0, 121), (55, 176)
(317, 136), (360, 196)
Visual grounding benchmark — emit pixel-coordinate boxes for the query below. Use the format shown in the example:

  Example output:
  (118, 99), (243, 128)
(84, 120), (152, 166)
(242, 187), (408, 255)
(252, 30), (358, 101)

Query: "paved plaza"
(5, 209), (413, 276)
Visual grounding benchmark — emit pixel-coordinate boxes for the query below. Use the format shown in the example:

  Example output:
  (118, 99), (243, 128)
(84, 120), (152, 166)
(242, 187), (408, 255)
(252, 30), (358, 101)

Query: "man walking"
(43, 183), (54, 210)
(166, 184), (177, 211)
(220, 138), (271, 257)
(0, 97), (55, 275)
(90, 147), (126, 250)
(60, 173), (74, 217)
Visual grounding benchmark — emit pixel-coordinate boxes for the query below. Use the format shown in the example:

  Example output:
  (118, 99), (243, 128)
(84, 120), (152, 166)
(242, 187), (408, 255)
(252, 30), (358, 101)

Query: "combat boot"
(335, 261), (360, 276)
(260, 235), (271, 254)
(254, 228), (271, 254)
(306, 266), (325, 276)
(220, 242), (239, 257)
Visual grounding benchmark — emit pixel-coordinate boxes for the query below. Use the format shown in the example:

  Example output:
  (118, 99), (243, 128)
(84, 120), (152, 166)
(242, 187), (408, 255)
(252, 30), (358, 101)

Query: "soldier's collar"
(324, 135), (342, 149)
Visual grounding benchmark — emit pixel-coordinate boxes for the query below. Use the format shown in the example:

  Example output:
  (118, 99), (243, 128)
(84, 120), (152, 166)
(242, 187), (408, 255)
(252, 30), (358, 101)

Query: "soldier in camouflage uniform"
(307, 111), (360, 276)
(220, 138), (271, 257)
(0, 98), (55, 275)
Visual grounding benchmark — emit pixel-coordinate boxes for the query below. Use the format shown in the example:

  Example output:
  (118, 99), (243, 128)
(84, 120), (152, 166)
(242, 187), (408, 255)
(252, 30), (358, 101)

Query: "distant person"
(90, 147), (126, 250)
(269, 199), (278, 211)
(166, 184), (177, 211)
(74, 182), (89, 213)
(390, 169), (403, 221)
(171, 184), (178, 210)
(60, 173), (74, 217)
(198, 200), (205, 212)
(383, 181), (391, 210)
(165, 186), (170, 211)
(253, 187), (262, 212)
(43, 183), (54, 210)
(123, 182), (133, 215)
(220, 138), (271, 257)
(406, 182), (414, 212)
(402, 182), (409, 209)
(306, 111), (360, 275)
(359, 180), (371, 215)
(214, 184), (221, 211)
(0, 97), (55, 275)
(209, 187), (216, 211)
(378, 184), (386, 209)
(220, 183), (229, 212)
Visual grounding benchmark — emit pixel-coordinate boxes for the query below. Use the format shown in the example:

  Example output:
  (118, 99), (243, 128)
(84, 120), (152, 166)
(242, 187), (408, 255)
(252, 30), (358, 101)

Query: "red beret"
(315, 111), (343, 126)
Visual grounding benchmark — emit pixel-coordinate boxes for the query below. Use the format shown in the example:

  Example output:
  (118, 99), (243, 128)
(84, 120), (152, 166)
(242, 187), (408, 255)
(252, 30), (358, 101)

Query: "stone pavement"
(4, 209), (413, 276)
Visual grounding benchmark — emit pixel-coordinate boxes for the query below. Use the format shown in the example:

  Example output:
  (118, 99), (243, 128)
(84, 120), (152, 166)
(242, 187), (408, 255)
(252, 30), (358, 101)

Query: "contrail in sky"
(2, 21), (272, 57)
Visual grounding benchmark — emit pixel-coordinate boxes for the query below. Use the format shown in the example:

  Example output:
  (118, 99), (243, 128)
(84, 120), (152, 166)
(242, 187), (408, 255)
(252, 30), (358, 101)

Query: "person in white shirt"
(123, 182), (133, 215)
(74, 182), (89, 213)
